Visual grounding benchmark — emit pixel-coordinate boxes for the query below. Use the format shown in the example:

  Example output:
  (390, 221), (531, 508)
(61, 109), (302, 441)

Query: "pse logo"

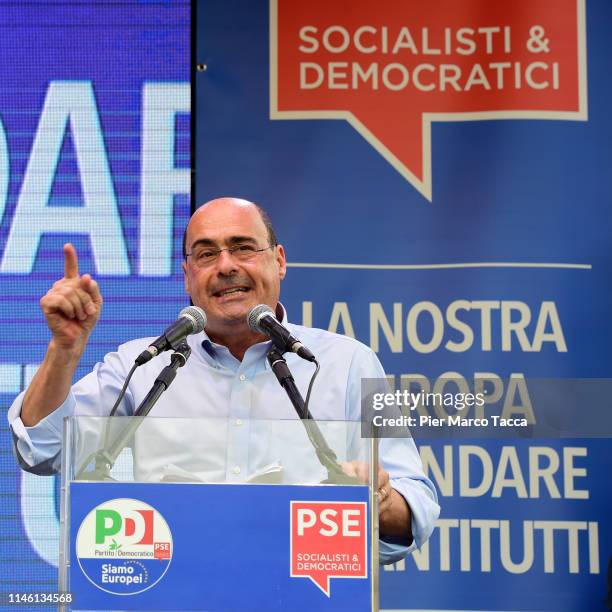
(76, 498), (173, 595)
(290, 501), (367, 596)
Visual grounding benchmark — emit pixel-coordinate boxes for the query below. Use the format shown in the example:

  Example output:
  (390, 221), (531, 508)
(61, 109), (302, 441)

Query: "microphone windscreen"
(179, 305), (207, 332)
(247, 304), (274, 333)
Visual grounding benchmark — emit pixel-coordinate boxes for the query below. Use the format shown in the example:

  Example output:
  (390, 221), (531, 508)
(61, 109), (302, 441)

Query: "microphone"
(135, 306), (206, 365)
(247, 305), (316, 362)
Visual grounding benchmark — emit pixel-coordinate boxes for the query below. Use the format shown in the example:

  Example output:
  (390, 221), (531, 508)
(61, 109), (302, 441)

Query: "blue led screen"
(0, 1), (189, 603)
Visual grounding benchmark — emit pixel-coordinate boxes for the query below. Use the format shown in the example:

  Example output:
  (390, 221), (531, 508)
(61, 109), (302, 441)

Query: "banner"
(195, 1), (612, 610)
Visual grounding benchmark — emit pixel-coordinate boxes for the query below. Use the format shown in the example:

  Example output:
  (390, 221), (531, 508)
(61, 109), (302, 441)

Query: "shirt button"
(235, 419), (243, 426)
(239, 374), (246, 381)
(232, 466), (241, 475)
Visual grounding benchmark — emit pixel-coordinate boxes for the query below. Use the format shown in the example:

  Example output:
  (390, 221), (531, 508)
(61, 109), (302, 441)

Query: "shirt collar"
(198, 302), (289, 370)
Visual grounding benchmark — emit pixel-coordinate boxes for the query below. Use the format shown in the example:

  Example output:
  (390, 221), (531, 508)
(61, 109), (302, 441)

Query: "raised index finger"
(63, 243), (80, 279)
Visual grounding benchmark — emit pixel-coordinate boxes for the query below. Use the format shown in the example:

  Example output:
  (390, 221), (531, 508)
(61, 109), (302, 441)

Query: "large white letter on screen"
(0, 117), (8, 227)
(139, 82), (190, 276)
(0, 81), (129, 275)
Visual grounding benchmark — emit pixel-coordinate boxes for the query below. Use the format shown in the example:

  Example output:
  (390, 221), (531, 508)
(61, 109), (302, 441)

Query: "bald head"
(183, 198), (277, 257)
(181, 197), (287, 353)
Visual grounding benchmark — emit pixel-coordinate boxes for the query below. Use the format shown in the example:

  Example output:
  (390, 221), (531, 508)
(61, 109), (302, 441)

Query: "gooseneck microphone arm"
(266, 348), (357, 484)
(266, 348), (311, 419)
(76, 342), (192, 480)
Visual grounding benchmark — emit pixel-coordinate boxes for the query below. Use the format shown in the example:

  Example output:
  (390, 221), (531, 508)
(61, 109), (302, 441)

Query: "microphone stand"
(266, 348), (358, 485)
(75, 342), (192, 480)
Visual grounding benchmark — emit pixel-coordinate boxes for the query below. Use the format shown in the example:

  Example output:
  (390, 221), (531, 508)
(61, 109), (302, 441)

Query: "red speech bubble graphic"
(290, 501), (367, 596)
(271, 0), (587, 200)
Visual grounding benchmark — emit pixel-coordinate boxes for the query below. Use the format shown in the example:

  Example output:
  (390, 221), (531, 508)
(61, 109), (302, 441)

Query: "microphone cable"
(303, 358), (320, 418)
(108, 363), (138, 419)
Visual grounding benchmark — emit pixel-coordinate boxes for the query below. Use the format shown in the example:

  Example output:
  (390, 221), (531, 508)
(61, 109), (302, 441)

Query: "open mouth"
(213, 287), (250, 298)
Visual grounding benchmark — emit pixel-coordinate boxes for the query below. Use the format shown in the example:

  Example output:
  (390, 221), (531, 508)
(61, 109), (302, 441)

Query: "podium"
(58, 416), (380, 611)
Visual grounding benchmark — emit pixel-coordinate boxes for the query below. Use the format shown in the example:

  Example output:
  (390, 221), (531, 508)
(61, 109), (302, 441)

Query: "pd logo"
(76, 498), (173, 595)
(95, 507), (153, 546)
(290, 501), (367, 596)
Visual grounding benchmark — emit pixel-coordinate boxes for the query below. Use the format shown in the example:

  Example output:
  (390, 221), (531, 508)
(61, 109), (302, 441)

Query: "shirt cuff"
(7, 391), (75, 468)
(379, 477), (440, 564)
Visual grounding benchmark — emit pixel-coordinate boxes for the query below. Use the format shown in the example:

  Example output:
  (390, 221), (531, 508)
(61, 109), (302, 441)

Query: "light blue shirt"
(8, 313), (439, 564)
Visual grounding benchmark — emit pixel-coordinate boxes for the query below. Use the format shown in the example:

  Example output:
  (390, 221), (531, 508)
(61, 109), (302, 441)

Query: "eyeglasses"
(185, 243), (275, 268)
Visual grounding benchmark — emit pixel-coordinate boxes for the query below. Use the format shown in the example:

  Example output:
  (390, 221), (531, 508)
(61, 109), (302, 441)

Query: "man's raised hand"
(39, 244), (103, 351)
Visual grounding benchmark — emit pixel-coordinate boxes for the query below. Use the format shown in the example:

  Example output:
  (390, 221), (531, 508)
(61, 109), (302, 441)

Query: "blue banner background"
(195, 1), (612, 610)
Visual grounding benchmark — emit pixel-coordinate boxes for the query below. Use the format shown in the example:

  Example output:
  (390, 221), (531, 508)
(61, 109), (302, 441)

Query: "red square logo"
(154, 542), (171, 560)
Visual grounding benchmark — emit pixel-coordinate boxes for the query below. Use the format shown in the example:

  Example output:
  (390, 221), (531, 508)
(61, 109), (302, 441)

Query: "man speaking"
(8, 197), (439, 564)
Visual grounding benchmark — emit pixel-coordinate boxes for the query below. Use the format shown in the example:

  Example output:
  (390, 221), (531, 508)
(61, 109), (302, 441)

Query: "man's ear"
(182, 260), (191, 294)
(276, 244), (287, 280)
